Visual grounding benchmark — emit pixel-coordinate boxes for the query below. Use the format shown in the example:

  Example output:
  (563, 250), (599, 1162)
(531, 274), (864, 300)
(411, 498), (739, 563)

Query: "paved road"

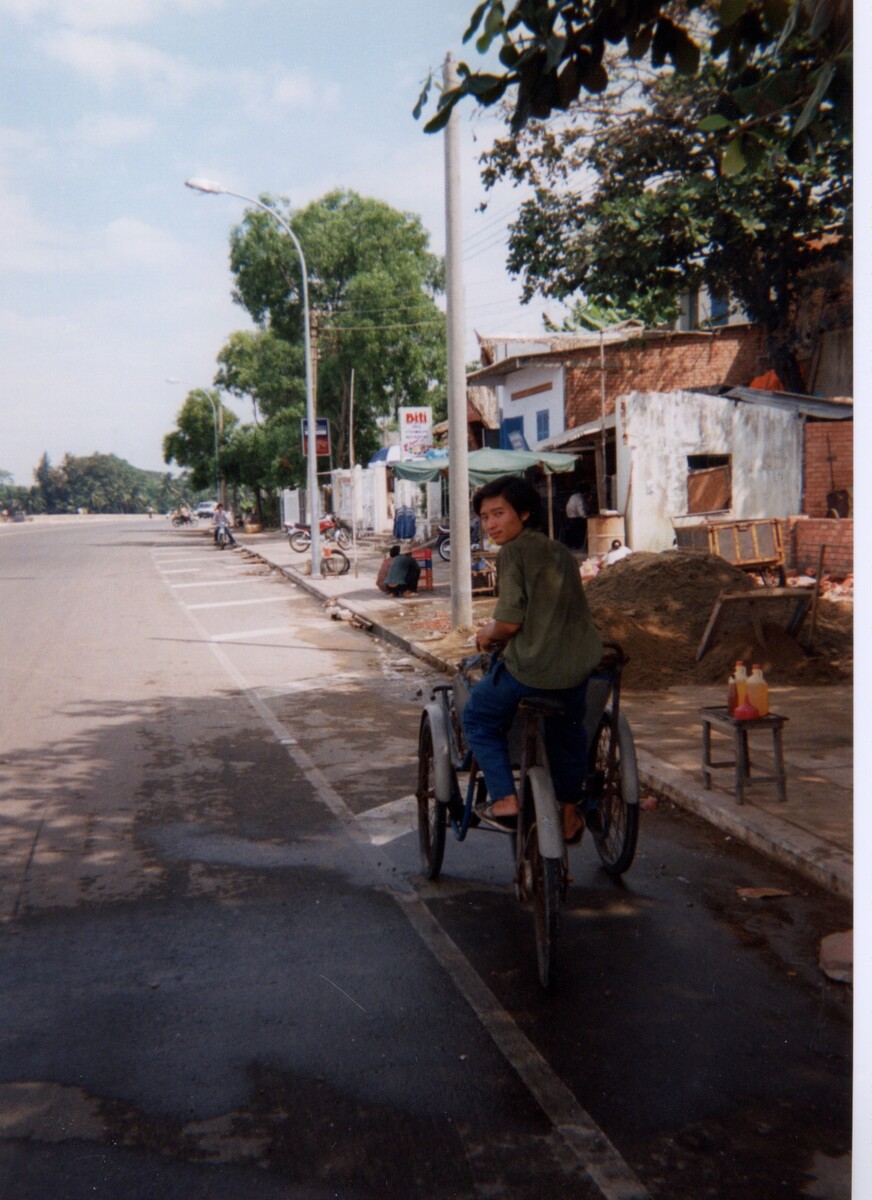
(0, 519), (851, 1199)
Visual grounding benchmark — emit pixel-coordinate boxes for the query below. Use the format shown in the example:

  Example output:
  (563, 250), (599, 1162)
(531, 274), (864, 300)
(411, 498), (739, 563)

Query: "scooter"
(285, 514), (352, 552)
(435, 518), (481, 562)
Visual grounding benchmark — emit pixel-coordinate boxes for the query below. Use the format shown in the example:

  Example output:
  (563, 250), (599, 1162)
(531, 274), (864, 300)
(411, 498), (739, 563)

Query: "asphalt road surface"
(0, 518), (851, 1199)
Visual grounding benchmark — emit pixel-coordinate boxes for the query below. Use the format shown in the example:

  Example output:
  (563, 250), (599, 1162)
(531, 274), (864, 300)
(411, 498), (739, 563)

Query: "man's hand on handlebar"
(475, 619), (521, 652)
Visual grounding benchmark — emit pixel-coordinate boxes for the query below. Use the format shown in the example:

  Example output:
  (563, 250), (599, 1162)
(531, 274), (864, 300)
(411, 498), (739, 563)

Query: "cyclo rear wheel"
(416, 715), (446, 880)
(523, 772), (562, 989)
(590, 712), (639, 876)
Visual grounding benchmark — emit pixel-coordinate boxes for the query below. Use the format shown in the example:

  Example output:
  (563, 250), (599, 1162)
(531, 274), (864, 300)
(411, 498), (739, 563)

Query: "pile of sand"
(584, 552), (852, 691)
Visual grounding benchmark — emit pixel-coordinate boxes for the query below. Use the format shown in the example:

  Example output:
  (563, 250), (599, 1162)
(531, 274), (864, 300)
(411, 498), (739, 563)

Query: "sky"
(0, 0), (570, 486)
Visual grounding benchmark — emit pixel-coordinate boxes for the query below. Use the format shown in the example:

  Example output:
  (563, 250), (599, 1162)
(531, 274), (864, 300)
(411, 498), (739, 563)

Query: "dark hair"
(472, 475), (541, 527)
(389, 544), (401, 557)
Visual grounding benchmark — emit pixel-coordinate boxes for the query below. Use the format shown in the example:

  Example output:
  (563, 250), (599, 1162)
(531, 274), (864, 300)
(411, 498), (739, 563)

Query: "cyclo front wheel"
(523, 772), (562, 989)
(416, 715), (446, 880)
(590, 711), (640, 876)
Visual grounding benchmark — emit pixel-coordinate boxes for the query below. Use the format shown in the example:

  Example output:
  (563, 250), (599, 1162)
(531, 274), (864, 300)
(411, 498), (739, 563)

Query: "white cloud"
(38, 28), (342, 119)
(0, 0), (223, 31)
(267, 68), (340, 113)
(41, 28), (204, 99)
(0, 181), (76, 273)
(74, 112), (156, 147)
(99, 216), (188, 268)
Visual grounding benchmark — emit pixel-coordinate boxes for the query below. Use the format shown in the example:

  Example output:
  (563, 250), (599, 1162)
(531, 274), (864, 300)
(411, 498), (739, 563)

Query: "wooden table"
(700, 706), (788, 805)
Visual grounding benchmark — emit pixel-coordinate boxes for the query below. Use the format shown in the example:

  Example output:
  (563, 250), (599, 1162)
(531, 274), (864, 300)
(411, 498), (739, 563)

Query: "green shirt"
(494, 527), (602, 689)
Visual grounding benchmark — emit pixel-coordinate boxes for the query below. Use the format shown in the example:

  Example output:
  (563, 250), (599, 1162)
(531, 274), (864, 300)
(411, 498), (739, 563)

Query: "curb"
(636, 750), (852, 900)
(242, 540), (852, 902)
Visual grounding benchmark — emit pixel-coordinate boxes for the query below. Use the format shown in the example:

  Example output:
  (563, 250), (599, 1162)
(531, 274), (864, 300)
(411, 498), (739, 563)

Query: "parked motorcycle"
(171, 510), (198, 527)
(435, 518), (481, 562)
(284, 514), (352, 552)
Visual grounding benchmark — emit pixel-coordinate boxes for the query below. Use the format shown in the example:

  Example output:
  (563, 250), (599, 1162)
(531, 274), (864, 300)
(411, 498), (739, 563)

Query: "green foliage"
(479, 53), (850, 384)
(227, 189), (447, 479)
(215, 330), (305, 422)
(28, 452), (190, 514)
(0, 473), (31, 513)
(418, 0), (851, 178)
(162, 389), (239, 492)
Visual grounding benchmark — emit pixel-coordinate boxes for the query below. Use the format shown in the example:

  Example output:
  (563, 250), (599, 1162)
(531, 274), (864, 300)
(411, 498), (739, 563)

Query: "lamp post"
(165, 378), (220, 503)
(184, 178), (321, 576)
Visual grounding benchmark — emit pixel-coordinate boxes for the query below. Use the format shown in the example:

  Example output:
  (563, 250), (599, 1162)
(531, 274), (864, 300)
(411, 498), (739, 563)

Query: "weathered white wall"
(496, 364), (565, 446)
(616, 390), (803, 551)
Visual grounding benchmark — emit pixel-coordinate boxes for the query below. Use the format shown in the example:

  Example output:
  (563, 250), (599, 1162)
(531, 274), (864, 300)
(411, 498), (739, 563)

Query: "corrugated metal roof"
(537, 413), (616, 451)
(704, 386), (853, 420)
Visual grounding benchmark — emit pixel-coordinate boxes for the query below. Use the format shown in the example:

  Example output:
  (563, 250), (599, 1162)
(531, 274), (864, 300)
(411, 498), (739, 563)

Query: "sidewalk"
(231, 527), (853, 901)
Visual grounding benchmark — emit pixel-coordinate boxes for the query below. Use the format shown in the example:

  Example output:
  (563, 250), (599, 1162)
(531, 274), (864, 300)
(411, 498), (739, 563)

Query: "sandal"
(475, 799), (518, 828)
(562, 804), (585, 845)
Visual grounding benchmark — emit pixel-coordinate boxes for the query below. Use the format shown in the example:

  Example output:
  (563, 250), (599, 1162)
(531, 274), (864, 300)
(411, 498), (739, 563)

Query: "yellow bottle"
(734, 662), (748, 706)
(747, 664), (769, 716)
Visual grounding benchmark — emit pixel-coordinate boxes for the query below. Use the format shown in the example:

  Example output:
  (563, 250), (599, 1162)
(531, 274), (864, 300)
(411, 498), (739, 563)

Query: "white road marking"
(210, 626), (294, 642)
(160, 568), (203, 575)
(355, 795), (417, 845)
(170, 577), (272, 590)
(160, 562), (649, 1200)
(185, 596), (291, 611)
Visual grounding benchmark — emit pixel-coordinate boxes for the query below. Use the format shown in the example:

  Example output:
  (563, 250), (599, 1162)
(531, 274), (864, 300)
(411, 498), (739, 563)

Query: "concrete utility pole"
(444, 53), (473, 628)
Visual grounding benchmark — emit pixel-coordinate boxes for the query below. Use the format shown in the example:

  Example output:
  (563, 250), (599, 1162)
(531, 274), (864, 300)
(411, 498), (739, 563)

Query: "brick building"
(467, 327), (853, 568)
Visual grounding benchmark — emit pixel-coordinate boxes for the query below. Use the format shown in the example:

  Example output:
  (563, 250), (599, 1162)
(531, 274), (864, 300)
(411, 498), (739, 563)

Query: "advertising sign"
(398, 406), (433, 459)
(301, 418), (331, 458)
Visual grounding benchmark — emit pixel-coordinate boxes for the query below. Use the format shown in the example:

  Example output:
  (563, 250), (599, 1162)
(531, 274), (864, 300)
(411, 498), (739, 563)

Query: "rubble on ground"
(583, 552), (852, 691)
(374, 550), (852, 691)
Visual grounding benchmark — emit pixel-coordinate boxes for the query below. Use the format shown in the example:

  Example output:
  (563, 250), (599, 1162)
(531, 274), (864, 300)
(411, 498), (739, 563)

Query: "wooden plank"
(695, 589), (812, 661)
(695, 591), (727, 661)
(805, 544), (826, 648)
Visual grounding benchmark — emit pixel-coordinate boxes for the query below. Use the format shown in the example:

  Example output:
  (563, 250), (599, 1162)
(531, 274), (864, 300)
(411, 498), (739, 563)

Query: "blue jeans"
(462, 659), (591, 806)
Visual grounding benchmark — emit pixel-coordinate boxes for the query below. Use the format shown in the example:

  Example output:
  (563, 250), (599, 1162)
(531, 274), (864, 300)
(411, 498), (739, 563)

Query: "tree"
(227, 190), (447, 476)
(29, 453), (188, 513)
(417, 0), (851, 179)
(220, 413), (304, 525)
(475, 50), (850, 388)
(162, 390), (238, 493)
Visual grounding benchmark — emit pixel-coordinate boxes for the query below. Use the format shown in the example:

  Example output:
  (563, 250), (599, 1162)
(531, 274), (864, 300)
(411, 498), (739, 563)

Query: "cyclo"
(416, 642), (640, 988)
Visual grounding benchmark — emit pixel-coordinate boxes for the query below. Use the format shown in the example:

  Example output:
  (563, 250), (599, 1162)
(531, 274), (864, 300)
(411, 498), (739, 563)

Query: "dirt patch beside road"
(384, 551), (852, 693)
(585, 552), (852, 690)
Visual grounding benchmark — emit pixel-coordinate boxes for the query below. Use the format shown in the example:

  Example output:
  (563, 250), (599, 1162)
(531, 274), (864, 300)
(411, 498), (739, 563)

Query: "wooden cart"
(672, 515), (785, 585)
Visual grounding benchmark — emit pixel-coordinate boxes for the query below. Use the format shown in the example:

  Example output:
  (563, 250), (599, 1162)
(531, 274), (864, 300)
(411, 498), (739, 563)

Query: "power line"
(319, 319), (445, 333)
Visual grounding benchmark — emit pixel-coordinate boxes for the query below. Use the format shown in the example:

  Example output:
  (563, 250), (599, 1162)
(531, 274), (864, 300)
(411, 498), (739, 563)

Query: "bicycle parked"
(416, 643), (639, 988)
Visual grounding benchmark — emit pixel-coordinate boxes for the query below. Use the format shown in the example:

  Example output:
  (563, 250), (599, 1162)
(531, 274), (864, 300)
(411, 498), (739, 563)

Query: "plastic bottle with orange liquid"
(747, 664), (769, 716)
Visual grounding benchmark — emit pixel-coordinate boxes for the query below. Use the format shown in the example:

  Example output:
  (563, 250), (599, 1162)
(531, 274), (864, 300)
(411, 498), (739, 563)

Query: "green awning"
(391, 447), (577, 485)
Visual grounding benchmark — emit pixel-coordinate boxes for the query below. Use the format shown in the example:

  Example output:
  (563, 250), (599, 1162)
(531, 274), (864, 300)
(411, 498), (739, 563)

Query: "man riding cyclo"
(461, 475), (603, 844)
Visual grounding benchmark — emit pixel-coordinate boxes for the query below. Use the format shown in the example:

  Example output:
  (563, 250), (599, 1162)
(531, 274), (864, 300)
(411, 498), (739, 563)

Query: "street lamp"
(184, 177), (321, 576)
(165, 377), (220, 503)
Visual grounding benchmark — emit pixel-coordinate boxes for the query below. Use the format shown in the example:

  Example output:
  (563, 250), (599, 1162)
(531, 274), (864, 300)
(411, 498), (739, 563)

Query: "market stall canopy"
(391, 447), (577, 485)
